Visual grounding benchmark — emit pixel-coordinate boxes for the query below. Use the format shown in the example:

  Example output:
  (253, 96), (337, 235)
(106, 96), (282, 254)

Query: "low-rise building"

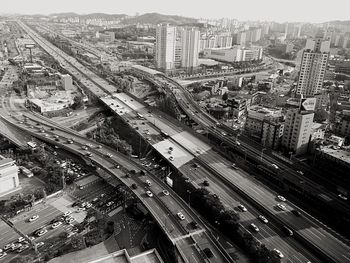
(0, 155), (19, 196)
(335, 110), (350, 137)
(203, 45), (263, 63)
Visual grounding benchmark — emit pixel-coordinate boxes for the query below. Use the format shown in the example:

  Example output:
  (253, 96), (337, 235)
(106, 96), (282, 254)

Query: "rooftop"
(319, 146), (350, 165)
(86, 249), (164, 263)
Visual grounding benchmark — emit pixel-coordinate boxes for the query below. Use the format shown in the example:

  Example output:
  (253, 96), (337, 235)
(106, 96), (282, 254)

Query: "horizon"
(0, 0), (349, 23)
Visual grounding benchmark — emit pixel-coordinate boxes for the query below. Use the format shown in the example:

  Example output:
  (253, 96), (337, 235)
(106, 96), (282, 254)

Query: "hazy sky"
(2, 0), (350, 23)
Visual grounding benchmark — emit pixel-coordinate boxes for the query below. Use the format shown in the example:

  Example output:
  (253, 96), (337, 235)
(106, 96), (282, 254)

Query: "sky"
(1, 0), (350, 23)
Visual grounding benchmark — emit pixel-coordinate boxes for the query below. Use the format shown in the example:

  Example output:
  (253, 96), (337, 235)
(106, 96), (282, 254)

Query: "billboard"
(300, 98), (316, 111)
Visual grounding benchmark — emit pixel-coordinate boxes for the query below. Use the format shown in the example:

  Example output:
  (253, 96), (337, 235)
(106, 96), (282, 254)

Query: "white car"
(36, 229), (48, 237)
(106, 201), (114, 207)
(36, 242), (44, 248)
(52, 221), (62, 229)
(3, 244), (13, 251)
(250, 223), (260, 232)
(29, 215), (39, 222)
(146, 190), (153, 197)
(276, 203), (287, 211)
(145, 180), (152, 186)
(258, 215), (268, 224)
(169, 156), (174, 161)
(64, 211), (72, 217)
(271, 164), (279, 169)
(0, 252), (7, 259)
(238, 204), (247, 212)
(338, 194), (348, 201)
(277, 195), (286, 202)
(18, 237), (25, 243)
(162, 190), (170, 196)
(273, 248), (284, 258)
(177, 212), (185, 221)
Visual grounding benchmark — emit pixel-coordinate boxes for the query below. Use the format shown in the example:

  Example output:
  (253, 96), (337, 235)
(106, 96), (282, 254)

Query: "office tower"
(282, 98), (316, 154)
(295, 34), (330, 96)
(155, 24), (176, 71)
(181, 28), (200, 69)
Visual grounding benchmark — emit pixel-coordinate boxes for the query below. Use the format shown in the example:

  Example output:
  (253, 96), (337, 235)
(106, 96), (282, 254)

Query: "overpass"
(16, 20), (350, 262)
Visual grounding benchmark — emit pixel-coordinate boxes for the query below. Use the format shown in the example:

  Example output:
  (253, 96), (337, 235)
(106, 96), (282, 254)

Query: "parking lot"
(0, 195), (86, 262)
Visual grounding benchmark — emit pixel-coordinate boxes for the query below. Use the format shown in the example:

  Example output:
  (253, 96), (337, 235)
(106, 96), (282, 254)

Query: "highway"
(15, 19), (346, 262)
(1, 112), (232, 263)
(144, 71), (350, 263)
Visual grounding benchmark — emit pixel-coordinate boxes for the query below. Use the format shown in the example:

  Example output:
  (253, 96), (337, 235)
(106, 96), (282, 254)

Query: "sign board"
(300, 98), (316, 111)
(25, 44), (35, 49)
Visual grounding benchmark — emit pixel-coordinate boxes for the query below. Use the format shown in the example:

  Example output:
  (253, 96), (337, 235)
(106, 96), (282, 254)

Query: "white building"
(155, 24), (176, 71)
(60, 74), (73, 90)
(203, 46), (263, 63)
(0, 155), (19, 196)
(282, 98), (316, 155)
(181, 28), (200, 69)
(296, 34), (330, 96)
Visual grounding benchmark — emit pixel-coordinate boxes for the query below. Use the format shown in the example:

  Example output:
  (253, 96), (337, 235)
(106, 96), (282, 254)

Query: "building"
(328, 58), (350, 75)
(335, 110), (350, 137)
(235, 28), (262, 45)
(0, 155), (19, 196)
(282, 98), (316, 155)
(227, 97), (247, 118)
(155, 24), (176, 71)
(181, 28), (200, 70)
(245, 105), (283, 140)
(261, 119), (285, 150)
(60, 74), (73, 90)
(203, 45), (263, 63)
(295, 34), (330, 96)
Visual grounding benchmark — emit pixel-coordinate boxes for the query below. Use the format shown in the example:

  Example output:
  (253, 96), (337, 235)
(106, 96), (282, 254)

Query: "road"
(2, 112), (231, 263)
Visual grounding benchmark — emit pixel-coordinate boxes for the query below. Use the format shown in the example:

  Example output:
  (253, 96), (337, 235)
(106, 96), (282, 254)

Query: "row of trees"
(175, 177), (281, 263)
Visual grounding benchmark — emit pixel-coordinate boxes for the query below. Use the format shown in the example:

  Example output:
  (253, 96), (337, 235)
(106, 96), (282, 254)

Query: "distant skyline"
(1, 0), (350, 23)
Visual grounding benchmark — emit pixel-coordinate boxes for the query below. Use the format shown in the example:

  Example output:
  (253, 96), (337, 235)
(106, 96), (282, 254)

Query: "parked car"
(52, 221), (62, 229)
(250, 223), (260, 232)
(146, 190), (153, 197)
(177, 212), (185, 221)
(258, 215), (268, 224)
(273, 249), (284, 258)
(277, 195), (286, 202)
(162, 190), (170, 196)
(276, 203), (287, 211)
(238, 204), (247, 212)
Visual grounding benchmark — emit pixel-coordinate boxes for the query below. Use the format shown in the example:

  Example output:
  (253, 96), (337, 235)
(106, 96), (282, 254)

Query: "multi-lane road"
(15, 19), (350, 263)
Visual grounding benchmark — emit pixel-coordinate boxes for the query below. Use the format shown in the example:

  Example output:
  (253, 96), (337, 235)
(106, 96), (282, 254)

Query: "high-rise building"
(181, 28), (200, 69)
(282, 98), (316, 154)
(155, 24), (176, 71)
(295, 34), (330, 96)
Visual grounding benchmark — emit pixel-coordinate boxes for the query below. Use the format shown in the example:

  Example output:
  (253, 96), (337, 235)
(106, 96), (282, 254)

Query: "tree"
(72, 95), (84, 110)
(314, 108), (329, 122)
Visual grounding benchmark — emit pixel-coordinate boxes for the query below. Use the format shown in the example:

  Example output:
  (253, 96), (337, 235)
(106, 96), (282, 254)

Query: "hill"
(122, 12), (197, 25)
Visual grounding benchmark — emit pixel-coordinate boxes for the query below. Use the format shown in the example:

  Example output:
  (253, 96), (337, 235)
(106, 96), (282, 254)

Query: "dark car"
(282, 225), (293, 236)
(131, 184), (137, 189)
(203, 180), (210, 186)
(292, 210), (301, 217)
(203, 248), (213, 258)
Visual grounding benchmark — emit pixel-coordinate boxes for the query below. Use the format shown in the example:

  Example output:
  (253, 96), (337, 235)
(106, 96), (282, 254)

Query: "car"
(96, 145), (102, 149)
(40, 129), (45, 133)
(36, 242), (44, 248)
(145, 180), (152, 186)
(64, 211), (72, 217)
(231, 163), (239, 170)
(86, 202), (92, 208)
(291, 209), (301, 217)
(0, 252), (7, 259)
(85, 152), (92, 157)
(92, 197), (99, 203)
(282, 225), (294, 236)
(67, 140), (73, 144)
(17, 244), (29, 253)
(146, 190), (153, 197)
(131, 183), (137, 189)
(203, 247), (214, 258)
(203, 180), (210, 186)
(106, 201), (114, 207)
(52, 221), (62, 229)
(271, 164), (279, 169)
(177, 212), (185, 221)
(338, 194), (348, 201)
(10, 243), (22, 251)
(250, 223), (260, 232)
(115, 165), (120, 169)
(36, 229), (47, 237)
(105, 153), (113, 158)
(297, 170), (304, 175)
(50, 127), (55, 131)
(3, 244), (13, 251)
(18, 237), (25, 243)
(82, 145), (88, 150)
(77, 207), (86, 212)
(169, 156), (174, 161)
(276, 203), (287, 211)
(277, 195), (286, 202)
(193, 163), (200, 168)
(258, 215), (268, 224)
(66, 217), (75, 224)
(162, 190), (169, 196)
(238, 204), (247, 212)
(273, 248), (284, 258)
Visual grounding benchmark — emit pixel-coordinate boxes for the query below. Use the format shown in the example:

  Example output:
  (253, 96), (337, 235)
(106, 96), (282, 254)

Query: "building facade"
(203, 46), (263, 63)
(295, 35), (330, 96)
(155, 24), (176, 71)
(0, 155), (19, 196)
(181, 28), (200, 70)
